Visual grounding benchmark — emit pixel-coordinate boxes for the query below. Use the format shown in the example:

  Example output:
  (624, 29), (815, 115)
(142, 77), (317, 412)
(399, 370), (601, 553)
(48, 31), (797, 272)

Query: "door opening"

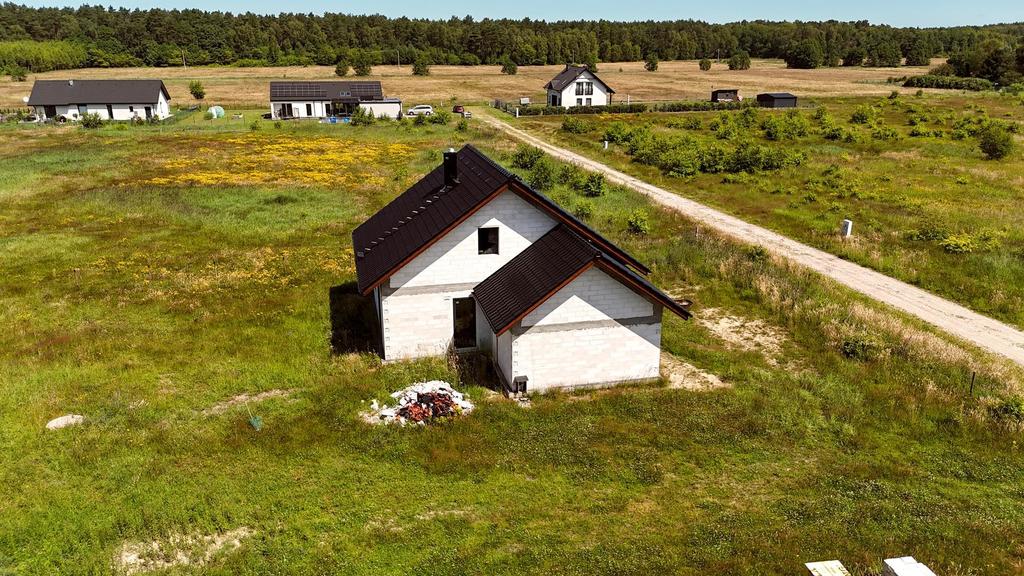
(452, 297), (476, 350)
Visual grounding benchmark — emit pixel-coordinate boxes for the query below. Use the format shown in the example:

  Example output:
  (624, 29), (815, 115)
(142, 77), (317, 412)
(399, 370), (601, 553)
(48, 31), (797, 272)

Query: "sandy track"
(481, 114), (1024, 367)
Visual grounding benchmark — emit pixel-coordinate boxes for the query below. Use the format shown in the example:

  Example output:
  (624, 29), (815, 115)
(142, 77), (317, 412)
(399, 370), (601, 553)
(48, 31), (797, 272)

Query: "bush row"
(902, 75), (995, 91)
(494, 99), (756, 117)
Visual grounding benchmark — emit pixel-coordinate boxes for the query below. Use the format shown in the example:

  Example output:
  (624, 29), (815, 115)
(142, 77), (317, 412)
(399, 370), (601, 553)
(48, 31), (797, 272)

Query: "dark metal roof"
(757, 92), (797, 99)
(269, 81), (384, 102)
(712, 89), (739, 94)
(352, 144), (649, 294)
(474, 225), (691, 335)
(27, 80), (169, 106)
(544, 65), (616, 94)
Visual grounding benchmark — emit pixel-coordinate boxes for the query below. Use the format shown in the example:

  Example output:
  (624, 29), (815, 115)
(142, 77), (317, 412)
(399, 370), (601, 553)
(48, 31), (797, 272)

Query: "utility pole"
(181, 48), (187, 68)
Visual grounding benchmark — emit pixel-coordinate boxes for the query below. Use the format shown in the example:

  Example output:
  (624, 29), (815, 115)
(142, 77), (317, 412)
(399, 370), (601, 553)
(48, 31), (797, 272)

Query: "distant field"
(0, 58), (940, 109)
(2, 110), (1024, 575)
(503, 93), (1024, 328)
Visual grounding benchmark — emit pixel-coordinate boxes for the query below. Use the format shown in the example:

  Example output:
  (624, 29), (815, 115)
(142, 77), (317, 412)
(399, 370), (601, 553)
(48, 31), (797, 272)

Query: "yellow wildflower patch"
(140, 134), (414, 188)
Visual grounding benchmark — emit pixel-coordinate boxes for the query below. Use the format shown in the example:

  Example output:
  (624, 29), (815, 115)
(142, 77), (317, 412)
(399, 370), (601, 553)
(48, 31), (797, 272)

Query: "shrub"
(352, 51), (372, 76)
(840, 336), (882, 361)
(558, 163), (586, 188)
(561, 116), (593, 134)
(274, 121), (282, 129)
(8, 65), (27, 81)
(500, 58), (517, 75)
(928, 62), (957, 76)
(412, 55), (431, 76)
(939, 233), (975, 254)
(644, 53), (659, 72)
(627, 209), (650, 235)
(511, 144), (545, 169)
(334, 61), (349, 77)
(456, 118), (468, 132)
(188, 80), (205, 100)
(603, 121), (633, 144)
(977, 124), (1014, 159)
(583, 172), (606, 197)
(203, 111), (213, 120)
(249, 120), (261, 131)
(412, 113), (427, 126)
(572, 200), (594, 220)
(989, 397), (1024, 424)
(762, 111), (809, 140)
(728, 51), (751, 70)
(350, 107), (375, 126)
(699, 58), (711, 71)
(668, 116), (702, 130)
(429, 109), (451, 124)
(850, 105), (877, 124)
(80, 112), (103, 129)
(528, 158), (555, 191)
(888, 90), (900, 99)
(871, 125), (900, 141)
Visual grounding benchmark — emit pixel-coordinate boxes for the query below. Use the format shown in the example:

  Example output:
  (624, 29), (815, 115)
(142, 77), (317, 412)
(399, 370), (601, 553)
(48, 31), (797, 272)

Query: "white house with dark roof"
(352, 145), (690, 393)
(27, 79), (171, 122)
(544, 65), (615, 108)
(269, 81), (402, 120)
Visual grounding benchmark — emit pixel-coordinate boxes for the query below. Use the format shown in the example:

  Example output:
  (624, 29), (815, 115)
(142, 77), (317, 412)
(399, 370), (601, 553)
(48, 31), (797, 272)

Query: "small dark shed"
(711, 89), (740, 102)
(756, 92), (798, 108)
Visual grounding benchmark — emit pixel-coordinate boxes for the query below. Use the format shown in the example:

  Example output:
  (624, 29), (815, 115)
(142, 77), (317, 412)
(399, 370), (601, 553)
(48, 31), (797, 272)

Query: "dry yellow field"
(0, 58), (940, 109)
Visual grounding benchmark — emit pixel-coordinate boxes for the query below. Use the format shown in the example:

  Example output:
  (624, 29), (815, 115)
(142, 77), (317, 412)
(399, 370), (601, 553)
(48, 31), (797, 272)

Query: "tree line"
(0, 3), (1022, 74)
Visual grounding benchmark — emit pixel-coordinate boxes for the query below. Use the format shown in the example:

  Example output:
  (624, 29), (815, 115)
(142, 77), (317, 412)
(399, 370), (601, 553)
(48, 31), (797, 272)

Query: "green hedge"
(903, 75), (995, 91)
(494, 99), (755, 116)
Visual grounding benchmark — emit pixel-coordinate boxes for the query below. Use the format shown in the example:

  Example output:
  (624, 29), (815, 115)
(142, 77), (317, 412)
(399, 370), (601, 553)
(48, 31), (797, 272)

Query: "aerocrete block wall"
(503, 267), (663, 392)
(380, 191), (556, 360)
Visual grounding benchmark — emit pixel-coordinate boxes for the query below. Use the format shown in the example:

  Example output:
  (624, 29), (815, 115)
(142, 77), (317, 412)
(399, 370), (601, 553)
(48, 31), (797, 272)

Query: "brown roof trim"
(359, 183), (510, 295)
(494, 262), (594, 337)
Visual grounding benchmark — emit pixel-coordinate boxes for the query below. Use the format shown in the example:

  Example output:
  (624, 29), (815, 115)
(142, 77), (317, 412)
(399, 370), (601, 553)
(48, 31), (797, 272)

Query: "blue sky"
(19, 0), (1024, 27)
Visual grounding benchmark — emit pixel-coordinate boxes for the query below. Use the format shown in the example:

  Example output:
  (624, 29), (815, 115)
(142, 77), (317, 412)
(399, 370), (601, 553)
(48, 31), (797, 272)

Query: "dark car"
(452, 105), (465, 114)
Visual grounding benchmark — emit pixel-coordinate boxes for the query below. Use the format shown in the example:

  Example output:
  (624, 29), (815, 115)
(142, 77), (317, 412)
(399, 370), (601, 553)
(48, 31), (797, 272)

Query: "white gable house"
(544, 65), (615, 108)
(27, 79), (171, 122)
(352, 145), (691, 394)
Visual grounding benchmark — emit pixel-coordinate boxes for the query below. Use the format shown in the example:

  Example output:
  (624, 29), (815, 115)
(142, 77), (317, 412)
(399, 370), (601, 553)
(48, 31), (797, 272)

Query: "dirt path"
(480, 113), (1024, 367)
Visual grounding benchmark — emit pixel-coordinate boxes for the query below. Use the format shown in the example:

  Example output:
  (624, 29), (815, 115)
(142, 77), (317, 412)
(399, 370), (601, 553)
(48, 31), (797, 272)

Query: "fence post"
(970, 371), (976, 396)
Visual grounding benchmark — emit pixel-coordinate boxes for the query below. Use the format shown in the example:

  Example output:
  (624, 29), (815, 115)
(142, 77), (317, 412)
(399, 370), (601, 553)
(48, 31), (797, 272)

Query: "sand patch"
(202, 389), (293, 416)
(114, 527), (252, 575)
(661, 353), (728, 391)
(698, 308), (786, 365)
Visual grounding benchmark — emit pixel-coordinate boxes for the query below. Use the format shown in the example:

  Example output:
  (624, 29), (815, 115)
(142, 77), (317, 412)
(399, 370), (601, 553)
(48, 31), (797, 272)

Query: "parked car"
(452, 105), (464, 114)
(406, 105), (433, 116)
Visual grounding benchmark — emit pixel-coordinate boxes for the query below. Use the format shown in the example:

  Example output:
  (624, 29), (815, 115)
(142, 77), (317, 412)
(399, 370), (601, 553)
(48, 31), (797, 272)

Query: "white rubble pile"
(361, 380), (473, 426)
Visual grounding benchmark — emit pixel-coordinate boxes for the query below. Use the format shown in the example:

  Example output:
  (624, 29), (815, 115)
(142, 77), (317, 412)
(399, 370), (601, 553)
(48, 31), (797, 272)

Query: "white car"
(406, 105), (433, 116)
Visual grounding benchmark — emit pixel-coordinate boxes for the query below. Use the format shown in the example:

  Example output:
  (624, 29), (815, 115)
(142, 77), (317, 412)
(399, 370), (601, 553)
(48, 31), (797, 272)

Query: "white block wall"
(522, 267), (653, 326)
(361, 101), (402, 119)
(501, 266), (663, 392)
(390, 191), (556, 288)
(380, 190), (557, 360)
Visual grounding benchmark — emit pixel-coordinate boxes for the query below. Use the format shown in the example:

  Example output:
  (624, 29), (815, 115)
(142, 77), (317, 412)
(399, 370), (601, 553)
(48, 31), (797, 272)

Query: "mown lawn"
(1, 114), (1024, 575)
(503, 93), (1024, 328)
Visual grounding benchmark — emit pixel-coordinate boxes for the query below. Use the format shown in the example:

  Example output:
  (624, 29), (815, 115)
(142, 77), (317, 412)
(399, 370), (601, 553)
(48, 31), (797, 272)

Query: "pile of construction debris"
(361, 381), (473, 426)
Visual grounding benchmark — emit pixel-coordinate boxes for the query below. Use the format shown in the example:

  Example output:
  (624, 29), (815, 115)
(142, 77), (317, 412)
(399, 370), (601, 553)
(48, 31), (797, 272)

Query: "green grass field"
(504, 93), (1024, 328)
(2, 111), (1024, 575)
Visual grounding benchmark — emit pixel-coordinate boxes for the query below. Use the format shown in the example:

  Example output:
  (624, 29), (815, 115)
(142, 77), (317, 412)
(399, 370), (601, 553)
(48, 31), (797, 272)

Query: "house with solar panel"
(352, 145), (691, 394)
(544, 65), (615, 108)
(269, 81), (402, 120)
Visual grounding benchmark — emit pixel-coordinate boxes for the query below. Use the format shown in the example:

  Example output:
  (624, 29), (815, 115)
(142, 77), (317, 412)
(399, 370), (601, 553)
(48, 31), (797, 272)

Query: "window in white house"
(585, 82), (594, 95)
(586, 98), (592, 105)
(478, 227), (499, 254)
(575, 82), (584, 96)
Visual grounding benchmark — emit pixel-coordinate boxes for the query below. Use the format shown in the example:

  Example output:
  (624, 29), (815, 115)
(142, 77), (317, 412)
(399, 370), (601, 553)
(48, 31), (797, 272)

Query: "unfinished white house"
(269, 81), (402, 120)
(544, 65), (615, 108)
(352, 145), (690, 393)
(27, 79), (171, 122)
